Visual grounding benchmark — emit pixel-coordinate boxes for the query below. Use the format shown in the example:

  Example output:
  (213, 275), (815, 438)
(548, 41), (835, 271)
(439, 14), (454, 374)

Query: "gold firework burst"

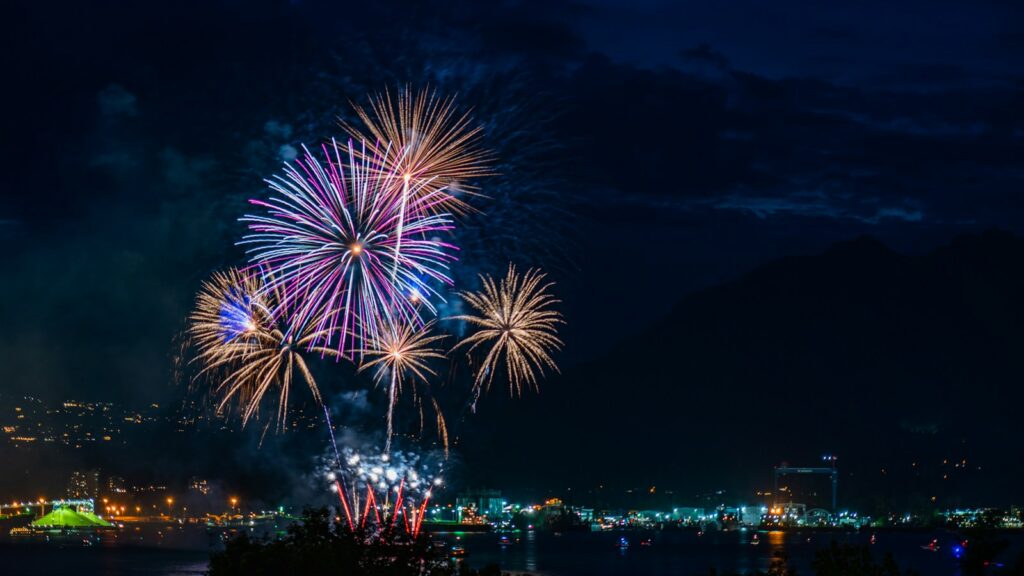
(452, 264), (564, 396)
(359, 320), (447, 453)
(343, 86), (491, 215)
(189, 268), (338, 429)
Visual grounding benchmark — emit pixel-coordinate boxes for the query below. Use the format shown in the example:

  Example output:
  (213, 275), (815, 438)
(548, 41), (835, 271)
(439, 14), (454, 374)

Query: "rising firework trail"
(452, 264), (565, 399)
(240, 139), (458, 358)
(188, 268), (338, 429)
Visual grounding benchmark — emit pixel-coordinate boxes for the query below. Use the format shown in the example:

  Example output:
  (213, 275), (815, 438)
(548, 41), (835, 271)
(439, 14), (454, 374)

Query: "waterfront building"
(66, 470), (100, 499)
(456, 489), (504, 522)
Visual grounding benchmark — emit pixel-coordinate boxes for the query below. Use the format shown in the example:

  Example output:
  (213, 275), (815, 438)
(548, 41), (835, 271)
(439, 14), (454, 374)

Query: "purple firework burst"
(240, 139), (457, 357)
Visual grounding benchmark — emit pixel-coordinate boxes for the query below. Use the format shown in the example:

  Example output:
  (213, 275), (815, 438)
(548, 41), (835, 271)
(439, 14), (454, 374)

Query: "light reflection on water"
(525, 527), (538, 572)
(451, 529), (994, 576)
(1, 529), (1016, 576)
(162, 563), (207, 576)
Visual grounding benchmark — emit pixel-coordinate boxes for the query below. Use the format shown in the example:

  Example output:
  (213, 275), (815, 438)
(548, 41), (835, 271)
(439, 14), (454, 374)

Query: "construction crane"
(773, 455), (838, 512)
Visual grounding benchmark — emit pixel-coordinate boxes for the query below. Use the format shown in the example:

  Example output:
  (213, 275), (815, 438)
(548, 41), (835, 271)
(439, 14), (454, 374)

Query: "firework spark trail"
(322, 403), (360, 530)
(321, 404), (346, 462)
(452, 264), (565, 398)
(188, 268), (338, 429)
(240, 139), (458, 358)
(386, 371), (397, 454)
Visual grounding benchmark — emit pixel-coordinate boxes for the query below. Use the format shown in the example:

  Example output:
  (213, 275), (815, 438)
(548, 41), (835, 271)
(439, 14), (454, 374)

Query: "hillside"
(461, 231), (1024, 508)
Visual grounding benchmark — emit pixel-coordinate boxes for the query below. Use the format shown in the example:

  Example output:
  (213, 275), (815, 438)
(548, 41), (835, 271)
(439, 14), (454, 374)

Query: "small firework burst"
(360, 320), (447, 453)
(452, 264), (564, 396)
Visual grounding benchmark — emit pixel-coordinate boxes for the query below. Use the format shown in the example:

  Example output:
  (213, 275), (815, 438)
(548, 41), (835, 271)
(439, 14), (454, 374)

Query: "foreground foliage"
(209, 508), (506, 576)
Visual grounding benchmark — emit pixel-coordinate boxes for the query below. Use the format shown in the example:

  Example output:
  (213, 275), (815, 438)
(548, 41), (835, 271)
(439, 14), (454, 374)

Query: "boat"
(751, 533), (760, 546)
(920, 538), (940, 552)
(498, 535), (514, 546)
(618, 536), (630, 549)
(448, 545), (468, 558)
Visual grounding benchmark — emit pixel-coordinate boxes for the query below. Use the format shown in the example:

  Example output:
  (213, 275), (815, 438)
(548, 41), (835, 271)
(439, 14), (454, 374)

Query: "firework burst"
(359, 320), (447, 454)
(240, 139), (458, 357)
(189, 268), (337, 429)
(184, 87), (569, 477)
(344, 87), (491, 217)
(452, 264), (564, 397)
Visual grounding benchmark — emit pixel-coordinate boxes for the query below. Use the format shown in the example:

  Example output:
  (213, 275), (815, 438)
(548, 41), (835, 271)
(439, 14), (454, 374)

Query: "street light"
(230, 497), (239, 513)
(166, 497), (174, 516)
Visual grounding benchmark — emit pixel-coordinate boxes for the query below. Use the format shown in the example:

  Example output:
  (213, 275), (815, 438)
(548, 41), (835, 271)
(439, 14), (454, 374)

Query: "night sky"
(3, 0), (1023, 504)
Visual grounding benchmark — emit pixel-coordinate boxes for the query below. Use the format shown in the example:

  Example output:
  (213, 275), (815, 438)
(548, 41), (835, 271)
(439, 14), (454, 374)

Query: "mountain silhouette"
(461, 230), (1024, 509)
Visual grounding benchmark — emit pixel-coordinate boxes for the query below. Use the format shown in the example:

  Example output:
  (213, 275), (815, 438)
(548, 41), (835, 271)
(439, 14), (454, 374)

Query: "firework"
(240, 139), (458, 357)
(325, 447), (444, 535)
(452, 264), (564, 397)
(344, 87), (490, 216)
(359, 321), (447, 454)
(189, 268), (337, 428)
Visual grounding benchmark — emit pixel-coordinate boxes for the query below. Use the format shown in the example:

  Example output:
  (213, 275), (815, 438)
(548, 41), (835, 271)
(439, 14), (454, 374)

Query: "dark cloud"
(558, 56), (1021, 232)
(573, 0), (1024, 86)
(97, 84), (139, 118)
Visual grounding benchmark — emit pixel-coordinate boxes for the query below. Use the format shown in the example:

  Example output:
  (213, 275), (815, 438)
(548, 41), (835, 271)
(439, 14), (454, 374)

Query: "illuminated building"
(456, 489), (504, 523)
(669, 507), (705, 522)
(188, 477), (210, 495)
(67, 470), (100, 499)
(107, 476), (127, 494)
(738, 506), (763, 526)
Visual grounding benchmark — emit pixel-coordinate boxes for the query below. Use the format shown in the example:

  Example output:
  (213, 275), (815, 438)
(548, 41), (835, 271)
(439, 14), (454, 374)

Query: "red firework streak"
(390, 479), (405, 530)
(334, 480), (355, 531)
(367, 485), (382, 525)
(360, 485), (373, 528)
(412, 491), (432, 538)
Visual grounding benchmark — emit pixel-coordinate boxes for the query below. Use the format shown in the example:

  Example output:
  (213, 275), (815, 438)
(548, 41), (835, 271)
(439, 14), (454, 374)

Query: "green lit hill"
(31, 507), (112, 528)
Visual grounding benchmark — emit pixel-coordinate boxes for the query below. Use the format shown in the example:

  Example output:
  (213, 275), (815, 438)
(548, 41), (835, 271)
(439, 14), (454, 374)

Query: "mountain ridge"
(461, 229), (1024, 507)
